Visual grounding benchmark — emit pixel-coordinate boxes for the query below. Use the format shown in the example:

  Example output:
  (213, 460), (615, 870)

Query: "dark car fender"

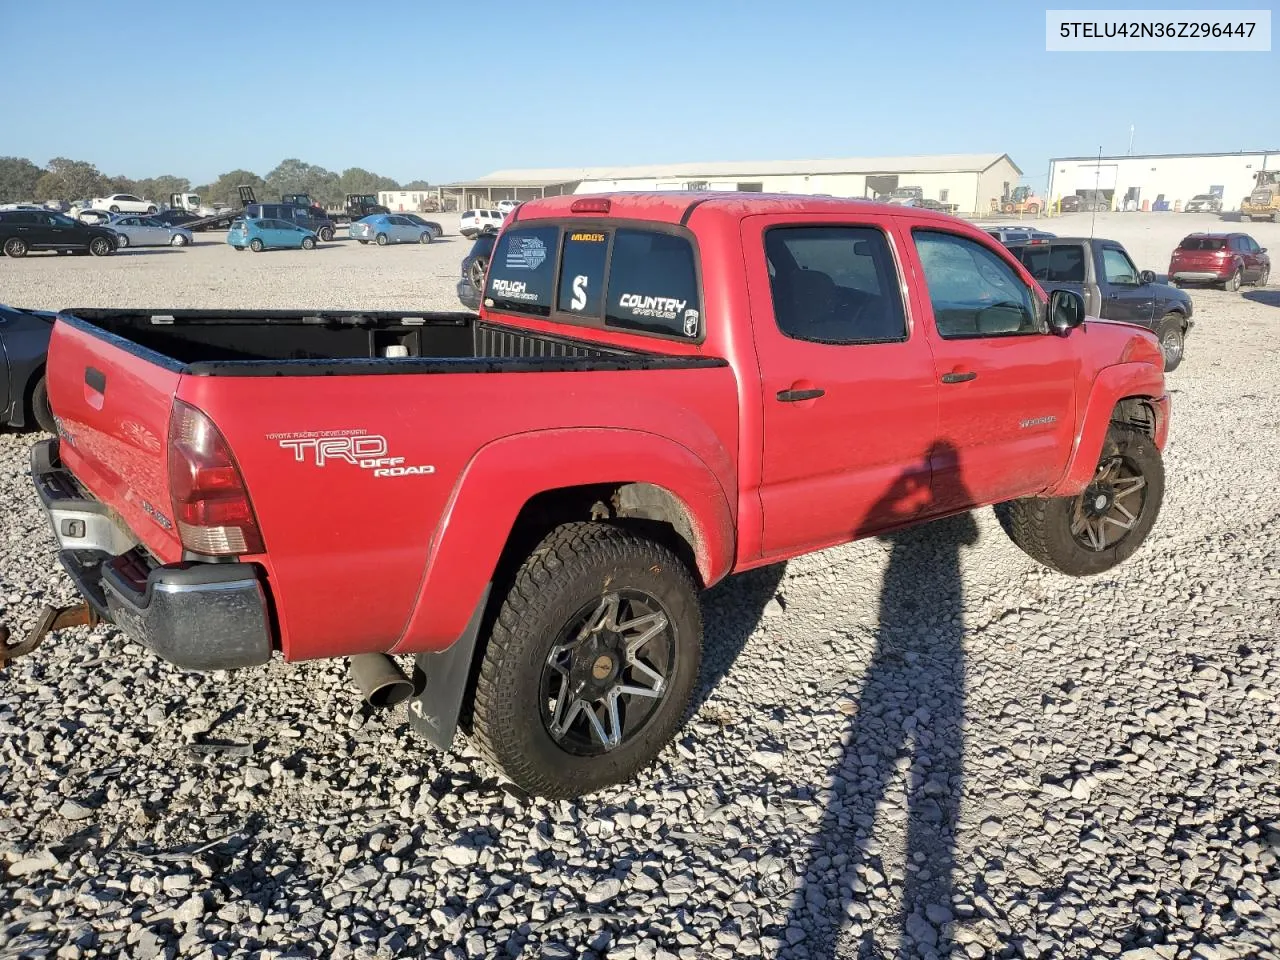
(0, 306), (55, 427)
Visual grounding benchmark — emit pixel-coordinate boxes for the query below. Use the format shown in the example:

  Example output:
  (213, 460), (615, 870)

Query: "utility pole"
(1128, 125), (1135, 155)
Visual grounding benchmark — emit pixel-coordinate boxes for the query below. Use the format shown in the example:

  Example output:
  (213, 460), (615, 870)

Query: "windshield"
(1179, 237), (1227, 251)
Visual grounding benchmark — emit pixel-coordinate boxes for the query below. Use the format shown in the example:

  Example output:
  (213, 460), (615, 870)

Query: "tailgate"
(46, 317), (184, 563)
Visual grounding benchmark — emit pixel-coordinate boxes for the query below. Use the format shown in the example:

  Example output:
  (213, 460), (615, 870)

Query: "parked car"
(1006, 236), (1193, 371)
(1183, 194), (1223, 214)
(16, 193), (1173, 800)
(152, 209), (204, 228)
(496, 200), (519, 214)
(226, 218), (318, 252)
(71, 206), (114, 226)
(349, 214), (434, 246)
(89, 194), (158, 214)
(398, 213), (443, 239)
(0, 210), (117, 257)
(1167, 233), (1269, 291)
(986, 226), (1057, 244)
(242, 202), (336, 242)
(1057, 195), (1083, 213)
(460, 208), (506, 238)
(456, 232), (497, 310)
(105, 214), (194, 248)
(0, 304), (55, 431)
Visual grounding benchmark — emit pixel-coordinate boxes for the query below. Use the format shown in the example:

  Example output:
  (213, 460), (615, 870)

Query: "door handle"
(941, 371), (977, 384)
(776, 388), (824, 402)
(85, 367), (106, 393)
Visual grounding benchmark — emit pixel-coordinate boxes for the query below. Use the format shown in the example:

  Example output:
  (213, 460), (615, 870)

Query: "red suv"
(1168, 232), (1270, 291)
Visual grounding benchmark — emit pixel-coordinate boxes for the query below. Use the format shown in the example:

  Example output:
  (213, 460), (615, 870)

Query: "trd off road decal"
(268, 430), (435, 478)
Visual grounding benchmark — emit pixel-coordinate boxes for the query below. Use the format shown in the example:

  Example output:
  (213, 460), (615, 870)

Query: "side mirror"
(1261, 247), (1268, 253)
(1048, 289), (1085, 335)
(1139, 269), (1156, 284)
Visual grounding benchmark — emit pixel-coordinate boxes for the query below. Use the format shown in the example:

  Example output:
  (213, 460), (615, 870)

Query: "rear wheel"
(109, 205), (120, 213)
(301, 236), (316, 250)
(419, 231), (431, 244)
(170, 234), (188, 247)
(468, 256), (488, 290)
(1225, 268), (1242, 292)
(146, 205), (157, 214)
(318, 227), (334, 242)
(469, 522), (703, 799)
(89, 237), (112, 257)
(249, 238), (264, 252)
(1156, 315), (1185, 372)
(375, 233), (388, 246)
(995, 424), (1163, 577)
(3, 237), (28, 258)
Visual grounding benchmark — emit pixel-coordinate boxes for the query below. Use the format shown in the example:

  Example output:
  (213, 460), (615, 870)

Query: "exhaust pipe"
(350, 654), (414, 708)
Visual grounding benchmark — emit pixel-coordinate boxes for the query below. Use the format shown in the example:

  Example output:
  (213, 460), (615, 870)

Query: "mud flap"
(407, 585), (490, 752)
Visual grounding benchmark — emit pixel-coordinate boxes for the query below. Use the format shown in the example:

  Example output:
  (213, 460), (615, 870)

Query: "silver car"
(349, 214), (434, 246)
(106, 214), (194, 248)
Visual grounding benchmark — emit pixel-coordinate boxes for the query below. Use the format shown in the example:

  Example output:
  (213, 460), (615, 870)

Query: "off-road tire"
(469, 522), (703, 799)
(1155, 314), (1185, 373)
(29, 377), (55, 433)
(3, 237), (27, 258)
(995, 424), (1164, 577)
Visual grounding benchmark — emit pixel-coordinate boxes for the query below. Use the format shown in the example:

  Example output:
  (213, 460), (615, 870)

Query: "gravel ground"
(1, 211), (1279, 959)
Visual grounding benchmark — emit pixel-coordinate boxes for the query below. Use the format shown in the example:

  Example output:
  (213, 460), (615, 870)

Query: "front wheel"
(419, 231), (431, 244)
(146, 206), (157, 214)
(1256, 266), (1270, 287)
(469, 522), (703, 799)
(995, 425), (1164, 577)
(1155, 315), (1185, 372)
(249, 238), (264, 252)
(301, 236), (316, 250)
(30, 376), (55, 433)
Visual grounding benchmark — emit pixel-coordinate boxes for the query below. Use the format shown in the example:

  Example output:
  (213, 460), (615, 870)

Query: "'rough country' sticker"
(618, 294), (687, 321)
(505, 236), (547, 270)
(275, 433), (435, 478)
(491, 279), (541, 302)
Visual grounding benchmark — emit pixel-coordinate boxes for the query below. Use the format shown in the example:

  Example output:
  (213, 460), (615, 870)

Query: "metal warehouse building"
(1049, 151), (1280, 213)
(438, 154), (1023, 215)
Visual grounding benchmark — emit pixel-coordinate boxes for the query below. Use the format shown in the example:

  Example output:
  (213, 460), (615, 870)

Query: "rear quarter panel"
(179, 363), (739, 661)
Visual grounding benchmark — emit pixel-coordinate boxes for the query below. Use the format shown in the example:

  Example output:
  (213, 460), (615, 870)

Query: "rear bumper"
(31, 439), (274, 671)
(1170, 269), (1227, 282)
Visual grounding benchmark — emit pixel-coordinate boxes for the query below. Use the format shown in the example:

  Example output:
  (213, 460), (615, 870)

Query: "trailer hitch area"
(0, 602), (99, 672)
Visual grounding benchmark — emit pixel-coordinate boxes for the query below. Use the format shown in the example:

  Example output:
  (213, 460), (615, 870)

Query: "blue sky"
(1, 0), (1275, 189)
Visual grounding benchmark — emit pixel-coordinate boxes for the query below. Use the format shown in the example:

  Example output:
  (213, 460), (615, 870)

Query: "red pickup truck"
(9, 193), (1170, 799)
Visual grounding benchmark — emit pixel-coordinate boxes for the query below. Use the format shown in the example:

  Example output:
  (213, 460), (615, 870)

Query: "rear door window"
(1012, 243), (1085, 283)
(485, 225), (559, 316)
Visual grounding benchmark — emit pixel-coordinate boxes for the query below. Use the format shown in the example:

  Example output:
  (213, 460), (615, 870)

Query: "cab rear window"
(485, 223), (701, 339)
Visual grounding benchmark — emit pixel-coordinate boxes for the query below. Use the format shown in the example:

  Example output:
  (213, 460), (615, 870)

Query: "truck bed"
(60, 309), (685, 374)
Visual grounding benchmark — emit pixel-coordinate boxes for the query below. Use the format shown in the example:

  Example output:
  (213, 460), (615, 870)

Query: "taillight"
(167, 399), (265, 556)
(570, 198), (610, 214)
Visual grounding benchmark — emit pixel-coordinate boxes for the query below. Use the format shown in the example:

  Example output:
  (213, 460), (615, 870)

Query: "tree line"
(0, 156), (429, 207)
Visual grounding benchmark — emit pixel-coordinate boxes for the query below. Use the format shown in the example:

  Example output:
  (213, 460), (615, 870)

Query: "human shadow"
(782, 441), (979, 960)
